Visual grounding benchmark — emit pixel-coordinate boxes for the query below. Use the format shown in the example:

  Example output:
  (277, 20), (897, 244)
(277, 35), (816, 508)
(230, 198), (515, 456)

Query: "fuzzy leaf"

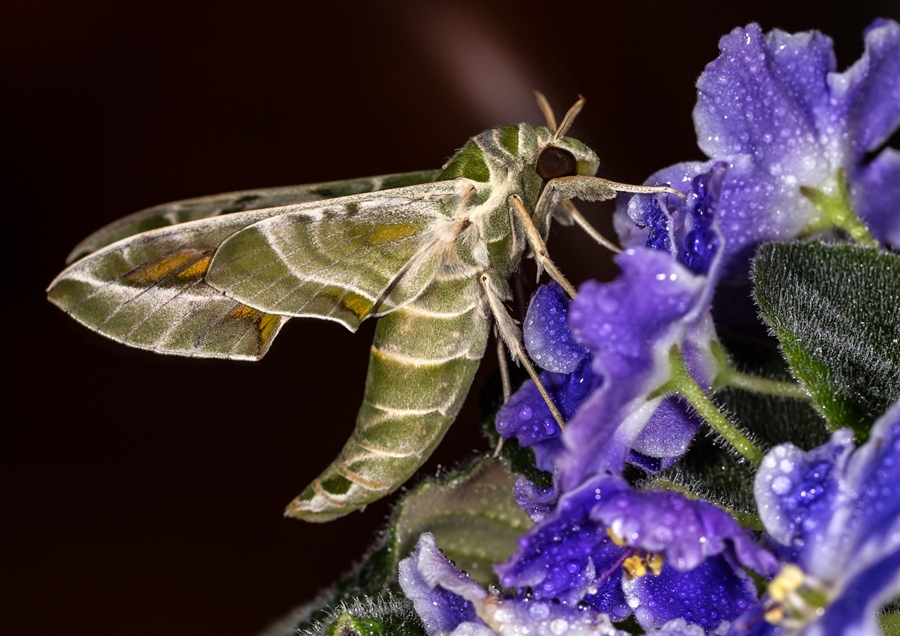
(753, 241), (900, 440)
(393, 458), (533, 586)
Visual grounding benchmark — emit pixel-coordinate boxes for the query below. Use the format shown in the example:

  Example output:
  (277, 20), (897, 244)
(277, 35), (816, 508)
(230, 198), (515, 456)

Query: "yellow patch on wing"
(341, 292), (374, 320)
(366, 222), (422, 246)
(123, 248), (211, 285)
(227, 304), (282, 344)
(176, 254), (213, 281)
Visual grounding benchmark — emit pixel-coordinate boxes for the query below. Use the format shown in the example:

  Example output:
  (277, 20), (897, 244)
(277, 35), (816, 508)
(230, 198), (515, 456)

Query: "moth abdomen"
(285, 275), (490, 522)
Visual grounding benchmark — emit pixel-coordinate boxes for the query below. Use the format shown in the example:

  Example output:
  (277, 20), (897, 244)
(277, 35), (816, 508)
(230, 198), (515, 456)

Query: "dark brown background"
(3, 2), (896, 635)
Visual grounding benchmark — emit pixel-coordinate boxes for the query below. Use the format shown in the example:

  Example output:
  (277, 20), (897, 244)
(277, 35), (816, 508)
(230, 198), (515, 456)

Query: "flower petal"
(560, 248), (714, 488)
(624, 555), (757, 632)
(694, 24), (835, 167)
(836, 19), (900, 156)
(525, 282), (589, 374)
(853, 146), (900, 248)
(398, 533), (483, 634)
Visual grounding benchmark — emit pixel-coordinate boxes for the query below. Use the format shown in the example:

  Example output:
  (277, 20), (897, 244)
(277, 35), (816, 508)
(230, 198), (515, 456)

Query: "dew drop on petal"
(529, 602), (549, 620)
(772, 475), (792, 495)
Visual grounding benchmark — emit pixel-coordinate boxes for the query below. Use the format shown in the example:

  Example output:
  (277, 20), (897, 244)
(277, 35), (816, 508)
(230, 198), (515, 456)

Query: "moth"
(48, 96), (678, 522)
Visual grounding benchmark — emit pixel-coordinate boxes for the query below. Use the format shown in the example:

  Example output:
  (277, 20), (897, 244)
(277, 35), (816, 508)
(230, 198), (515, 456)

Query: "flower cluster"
(394, 19), (900, 636)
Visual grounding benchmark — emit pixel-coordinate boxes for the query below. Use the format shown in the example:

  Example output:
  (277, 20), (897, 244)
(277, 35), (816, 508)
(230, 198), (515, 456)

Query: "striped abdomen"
(285, 273), (490, 521)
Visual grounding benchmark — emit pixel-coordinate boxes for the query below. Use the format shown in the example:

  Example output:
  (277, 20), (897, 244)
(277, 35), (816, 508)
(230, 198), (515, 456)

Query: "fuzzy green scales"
(48, 107), (672, 522)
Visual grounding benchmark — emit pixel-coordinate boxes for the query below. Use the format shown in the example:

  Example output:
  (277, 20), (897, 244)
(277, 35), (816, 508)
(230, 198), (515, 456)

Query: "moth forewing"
(204, 181), (463, 328)
(65, 171), (441, 264)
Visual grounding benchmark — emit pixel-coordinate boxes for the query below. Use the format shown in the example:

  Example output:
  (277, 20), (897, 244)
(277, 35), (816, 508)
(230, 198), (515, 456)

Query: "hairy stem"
(653, 347), (764, 465)
(717, 368), (810, 399)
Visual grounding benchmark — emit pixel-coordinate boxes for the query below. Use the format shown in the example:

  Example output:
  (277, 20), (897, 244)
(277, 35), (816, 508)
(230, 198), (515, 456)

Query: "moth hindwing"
(48, 103), (678, 522)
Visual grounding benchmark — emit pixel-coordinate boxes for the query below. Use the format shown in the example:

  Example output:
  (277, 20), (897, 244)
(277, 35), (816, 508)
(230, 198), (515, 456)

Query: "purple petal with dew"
(499, 476), (776, 629)
(624, 554), (758, 632)
(753, 430), (853, 564)
(853, 147), (900, 248)
(560, 248), (712, 489)
(496, 478), (630, 619)
(525, 282), (589, 374)
(752, 400), (900, 636)
(837, 19), (900, 156)
(398, 533), (483, 635)
(496, 357), (599, 472)
(694, 24), (835, 168)
(810, 400), (900, 586)
(590, 478), (778, 576)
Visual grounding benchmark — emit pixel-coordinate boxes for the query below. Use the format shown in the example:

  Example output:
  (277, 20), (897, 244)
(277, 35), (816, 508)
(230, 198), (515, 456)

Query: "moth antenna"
(533, 91), (558, 132)
(554, 95), (586, 140)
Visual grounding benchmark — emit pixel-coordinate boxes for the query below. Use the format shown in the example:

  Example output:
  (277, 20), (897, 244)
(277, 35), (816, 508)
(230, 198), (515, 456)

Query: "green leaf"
(753, 242), (900, 440)
(326, 613), (384, 636)
(716, 333), (829, 450)
(283, 457), (530, 634)
(393, 457), (533, 587)
(284, 596), (426, 636)
(880, 606), (900, 636)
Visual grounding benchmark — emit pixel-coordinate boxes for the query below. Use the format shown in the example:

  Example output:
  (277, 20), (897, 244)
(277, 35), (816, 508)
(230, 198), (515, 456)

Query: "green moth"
(47, 97), (678, 522)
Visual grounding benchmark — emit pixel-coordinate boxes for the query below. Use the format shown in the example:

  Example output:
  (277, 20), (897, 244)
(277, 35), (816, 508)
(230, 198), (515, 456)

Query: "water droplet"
(529, 602), (549, 620)
(772, 475), (792, 495)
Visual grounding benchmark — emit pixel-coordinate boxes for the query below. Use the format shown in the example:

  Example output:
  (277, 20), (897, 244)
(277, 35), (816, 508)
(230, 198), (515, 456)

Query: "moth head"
(534, 133), (600, 180)
(531, 94), (600, 180)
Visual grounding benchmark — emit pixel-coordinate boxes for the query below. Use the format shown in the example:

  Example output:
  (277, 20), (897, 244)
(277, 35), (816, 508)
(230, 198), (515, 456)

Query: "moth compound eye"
(536, 146), (578, 179)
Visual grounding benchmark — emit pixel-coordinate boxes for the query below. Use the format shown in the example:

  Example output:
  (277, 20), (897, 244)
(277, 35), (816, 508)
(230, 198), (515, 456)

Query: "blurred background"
(3, 1), (896, 635)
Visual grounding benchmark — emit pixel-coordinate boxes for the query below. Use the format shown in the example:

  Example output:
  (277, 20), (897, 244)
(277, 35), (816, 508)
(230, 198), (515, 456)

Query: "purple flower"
(399, 533), (630, 635)
(619, 20), (900, 281)
(498, 165), (727, 494)
(730, 399), (900, 635)
(483, 22), (900, 636)
(496, 283), (599, 473)
(496, 477), (778, 632)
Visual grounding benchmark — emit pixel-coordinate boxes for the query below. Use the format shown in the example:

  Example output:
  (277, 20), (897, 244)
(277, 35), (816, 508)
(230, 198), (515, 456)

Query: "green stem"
(800, 169), (878, 247)
(717, 369), (810, 399)
(653, 347), (764, 465)
(710, 341), (809, 399)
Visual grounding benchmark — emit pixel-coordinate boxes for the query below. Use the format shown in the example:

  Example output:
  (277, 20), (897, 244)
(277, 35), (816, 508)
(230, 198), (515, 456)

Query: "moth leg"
(508, 194), (577, 299)
(497, 336), (512, 402)
(480, 270), (566, 431)
(492, 335), (512, 457)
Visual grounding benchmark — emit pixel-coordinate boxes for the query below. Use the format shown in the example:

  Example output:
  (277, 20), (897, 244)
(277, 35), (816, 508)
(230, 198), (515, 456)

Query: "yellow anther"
(623, 555), (647, 580)
(647, 552), (664, 576)
(768, 564), (805, 602)
(764, 605), (785, 625)
(606, 528), (628, 546)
